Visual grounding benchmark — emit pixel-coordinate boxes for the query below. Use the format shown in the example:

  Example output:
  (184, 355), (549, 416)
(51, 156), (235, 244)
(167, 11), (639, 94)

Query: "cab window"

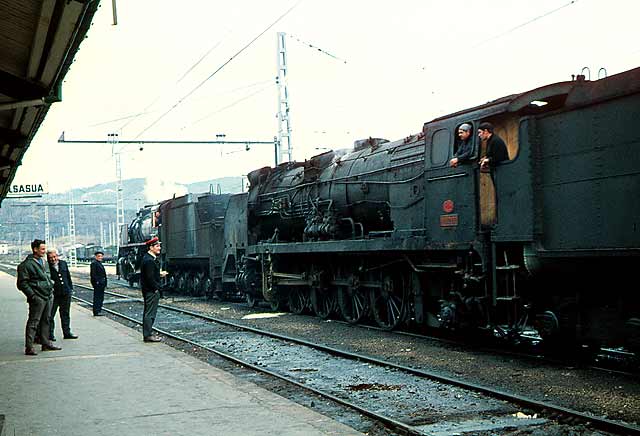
(430, 128), (450, 167)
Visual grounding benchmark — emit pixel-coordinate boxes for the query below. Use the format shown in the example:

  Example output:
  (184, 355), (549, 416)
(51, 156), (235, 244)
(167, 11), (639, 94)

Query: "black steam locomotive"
(119, 67), (640, 349)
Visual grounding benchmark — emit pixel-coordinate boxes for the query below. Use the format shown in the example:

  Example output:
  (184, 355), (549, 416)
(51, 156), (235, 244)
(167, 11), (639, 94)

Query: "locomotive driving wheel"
(245, 292), (258, 308)
(191, 275), (203, 297)
(269, 295), (287, 312)
(262, 253), (287, 311)
(176, 272), (187, 294)
(338, 275), (369, 324)
(185, 274), (196, 296)
(311, 286), (337, 319)
(288, 287), (310, 314)
(370, 271), (407, 330)
(308, 269), (335, 319)
(202, 278), (213, 298)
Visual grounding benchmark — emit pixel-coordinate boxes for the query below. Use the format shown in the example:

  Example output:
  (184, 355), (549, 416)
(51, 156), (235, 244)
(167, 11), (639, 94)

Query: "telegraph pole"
(276, 32), (292, 164)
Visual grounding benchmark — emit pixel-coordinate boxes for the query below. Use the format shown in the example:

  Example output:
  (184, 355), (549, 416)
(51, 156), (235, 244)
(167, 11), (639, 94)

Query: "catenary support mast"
(276, 32), (292, 164)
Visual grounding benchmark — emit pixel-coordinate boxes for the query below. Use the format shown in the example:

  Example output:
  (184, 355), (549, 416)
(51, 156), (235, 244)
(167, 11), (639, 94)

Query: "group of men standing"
(16, 237), (164, 355)
(16, 239), (77, 355)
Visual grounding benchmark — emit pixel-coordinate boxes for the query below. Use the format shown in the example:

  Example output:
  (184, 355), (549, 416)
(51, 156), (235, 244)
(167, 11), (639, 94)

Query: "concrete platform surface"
(0, 271), (362, 436)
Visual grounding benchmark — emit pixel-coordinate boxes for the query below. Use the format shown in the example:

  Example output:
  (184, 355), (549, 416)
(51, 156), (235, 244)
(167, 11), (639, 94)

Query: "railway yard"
(2, 3), (639, 435)
(5, 263), (636, 436)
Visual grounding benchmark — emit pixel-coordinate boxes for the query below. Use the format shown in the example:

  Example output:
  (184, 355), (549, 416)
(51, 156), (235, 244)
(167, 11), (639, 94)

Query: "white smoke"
(143, 178), (188, 204)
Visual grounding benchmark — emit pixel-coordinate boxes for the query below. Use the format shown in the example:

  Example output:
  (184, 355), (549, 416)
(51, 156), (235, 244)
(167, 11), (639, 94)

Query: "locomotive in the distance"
(120, 67), (640, 351)
(117, 192), (233, 298)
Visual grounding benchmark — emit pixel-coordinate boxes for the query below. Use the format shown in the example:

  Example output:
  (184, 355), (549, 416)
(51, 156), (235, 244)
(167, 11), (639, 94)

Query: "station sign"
(6, 183), (48, 198)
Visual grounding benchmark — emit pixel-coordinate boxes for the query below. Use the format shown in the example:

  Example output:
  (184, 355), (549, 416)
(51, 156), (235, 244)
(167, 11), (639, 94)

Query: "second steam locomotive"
(118, 67), (640, 350)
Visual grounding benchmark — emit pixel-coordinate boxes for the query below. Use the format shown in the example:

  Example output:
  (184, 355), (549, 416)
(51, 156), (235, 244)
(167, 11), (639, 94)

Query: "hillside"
(0, 176), (243, 250)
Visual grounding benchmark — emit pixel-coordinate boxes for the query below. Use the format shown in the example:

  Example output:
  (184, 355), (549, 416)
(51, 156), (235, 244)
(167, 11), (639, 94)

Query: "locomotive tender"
(117, 192), (233, 297)
(120, 67), (640, 349)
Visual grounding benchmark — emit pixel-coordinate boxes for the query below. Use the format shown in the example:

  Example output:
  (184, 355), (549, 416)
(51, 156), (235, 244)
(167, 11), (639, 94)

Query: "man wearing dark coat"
(140, 237), (165, 342)
(90, 251), (107, 316)
(47, 249), (78, 340)
(478, 121), (509, 170)
(450, 123), (475, 167)
(16, 239), (62, 355)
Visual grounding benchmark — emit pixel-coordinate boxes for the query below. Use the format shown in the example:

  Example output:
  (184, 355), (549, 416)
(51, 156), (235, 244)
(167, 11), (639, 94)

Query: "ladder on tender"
(494, 250), (521, 328)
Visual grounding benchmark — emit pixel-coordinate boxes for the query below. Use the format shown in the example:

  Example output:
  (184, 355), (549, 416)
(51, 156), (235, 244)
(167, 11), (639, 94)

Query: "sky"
(12, 0), (640, 196)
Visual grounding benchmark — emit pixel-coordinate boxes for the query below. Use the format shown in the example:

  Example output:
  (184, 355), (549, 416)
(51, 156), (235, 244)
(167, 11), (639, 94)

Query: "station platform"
(0, 271), (361, 436)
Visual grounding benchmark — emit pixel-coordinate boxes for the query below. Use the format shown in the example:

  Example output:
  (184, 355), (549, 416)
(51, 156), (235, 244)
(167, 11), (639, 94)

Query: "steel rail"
(76, 273), (638, 379)
(69, 291), (424, 436)
(71, 283), (640, 436)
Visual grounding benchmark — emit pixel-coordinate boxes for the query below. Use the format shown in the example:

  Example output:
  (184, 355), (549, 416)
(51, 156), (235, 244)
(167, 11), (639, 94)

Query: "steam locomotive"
(118, 67), (640, 349)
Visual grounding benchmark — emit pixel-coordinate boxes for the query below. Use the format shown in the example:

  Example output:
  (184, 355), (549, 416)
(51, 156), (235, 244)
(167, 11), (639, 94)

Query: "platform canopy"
(0, 0), (99, 204)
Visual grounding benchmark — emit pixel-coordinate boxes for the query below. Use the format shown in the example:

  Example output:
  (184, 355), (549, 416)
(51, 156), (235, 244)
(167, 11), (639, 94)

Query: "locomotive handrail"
(426, 172), (468, 182)
(333, 171), (424, 185)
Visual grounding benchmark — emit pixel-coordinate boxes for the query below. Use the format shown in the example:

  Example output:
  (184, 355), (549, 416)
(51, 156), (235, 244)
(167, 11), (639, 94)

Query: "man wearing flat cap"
(450, 123), (474, 168)
(140, 237), (166, 342)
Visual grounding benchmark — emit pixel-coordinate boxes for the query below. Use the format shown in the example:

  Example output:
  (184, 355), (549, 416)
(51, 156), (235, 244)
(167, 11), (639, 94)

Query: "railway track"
(4, 261), (638, 376)
(2, 262), (640, 434)
(95, 272), (640, 378)
(68, 283), (639, 436)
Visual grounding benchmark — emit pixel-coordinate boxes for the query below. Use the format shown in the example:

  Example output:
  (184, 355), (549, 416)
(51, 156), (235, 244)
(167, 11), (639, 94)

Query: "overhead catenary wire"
(182, 82), (275, 131)
(133, 0), (303, 140)
(286, 33), (347, 64)
(118, 34), (231, 134)
(89, 110), (159, 128)
(471, 0), (579, 49)
(87, 79), (271, 129)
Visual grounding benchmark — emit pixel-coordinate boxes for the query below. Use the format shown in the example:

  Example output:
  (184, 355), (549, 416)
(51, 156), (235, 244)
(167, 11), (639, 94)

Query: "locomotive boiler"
(245, 135), (423, 244)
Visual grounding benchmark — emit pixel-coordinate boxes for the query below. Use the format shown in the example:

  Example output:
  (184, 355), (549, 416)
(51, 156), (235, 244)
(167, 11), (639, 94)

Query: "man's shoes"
(143, 335), (162, 343)
(93, 313), (105, 317)
(41, 344), (62, 351)
(25, 347), (38, 356)
(64, 333), (79, 339)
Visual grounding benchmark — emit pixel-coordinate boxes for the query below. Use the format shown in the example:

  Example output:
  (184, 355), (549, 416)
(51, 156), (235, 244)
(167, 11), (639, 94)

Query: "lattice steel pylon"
(100, 222), (105, 247)
(276, 32), (292, 165)
(110, 133), (125, 250)
(68, 191), (77, 267)
(44, 205), (50, 246)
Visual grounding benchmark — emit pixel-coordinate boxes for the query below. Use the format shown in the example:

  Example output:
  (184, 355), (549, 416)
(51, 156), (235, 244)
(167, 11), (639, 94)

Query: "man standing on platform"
(90, 251), (107, 316)
(47, 249), (78, 340)
(140, 237), (166, 342)
(17, 239), (62, 355)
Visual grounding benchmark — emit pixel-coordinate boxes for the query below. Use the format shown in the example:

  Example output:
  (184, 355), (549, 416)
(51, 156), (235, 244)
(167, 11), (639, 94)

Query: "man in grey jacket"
(17, 239), (62, 355)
